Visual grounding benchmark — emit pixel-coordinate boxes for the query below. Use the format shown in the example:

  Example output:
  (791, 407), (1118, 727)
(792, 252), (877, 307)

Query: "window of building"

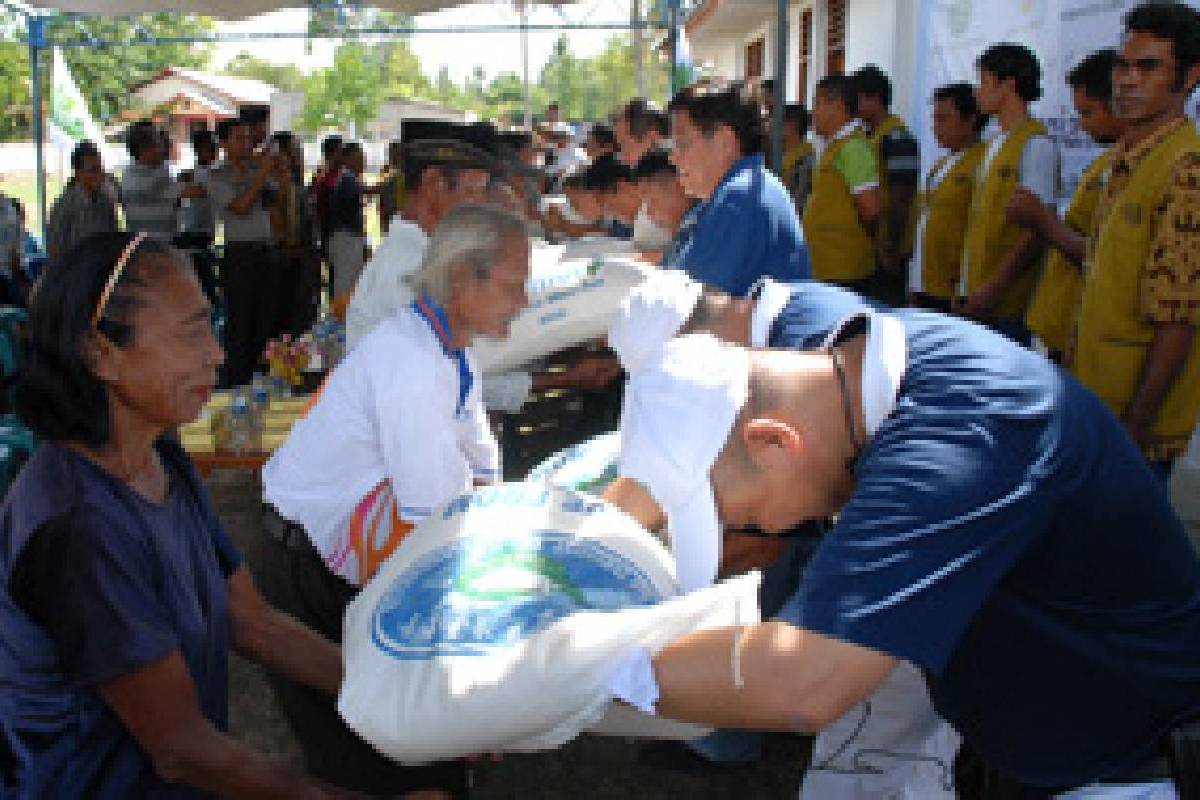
(827, 0), (846, 75)
(798, 8), (813, 104)
(746, 37), (765, 81)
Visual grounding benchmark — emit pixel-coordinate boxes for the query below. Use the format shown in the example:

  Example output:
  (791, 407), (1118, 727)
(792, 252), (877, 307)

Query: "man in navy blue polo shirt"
(665, 79), (810, 295)
(607, 305), (1200, 796)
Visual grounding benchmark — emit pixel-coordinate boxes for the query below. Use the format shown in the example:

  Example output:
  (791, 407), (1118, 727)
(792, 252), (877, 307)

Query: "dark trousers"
(867, 267), (908, 308)
(251, 510), (469, 797)
(175, 233), (218, 308)
(910, 293), (953, 313)
(282, 246), (322, 336)
(220, 242), (280, 387)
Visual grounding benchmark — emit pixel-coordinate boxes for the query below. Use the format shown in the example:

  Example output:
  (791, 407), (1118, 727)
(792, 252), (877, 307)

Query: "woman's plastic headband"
(91, 232), (147, 328)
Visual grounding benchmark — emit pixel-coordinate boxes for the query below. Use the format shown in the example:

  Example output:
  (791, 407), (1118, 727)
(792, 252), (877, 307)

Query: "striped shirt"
(45, 182), (118, 258)
(120, 163), (182, 240)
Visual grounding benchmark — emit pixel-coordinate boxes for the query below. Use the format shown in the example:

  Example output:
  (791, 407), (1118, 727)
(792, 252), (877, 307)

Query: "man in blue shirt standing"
(665, 79), (810, 294)
(607, 306), (1200, 796)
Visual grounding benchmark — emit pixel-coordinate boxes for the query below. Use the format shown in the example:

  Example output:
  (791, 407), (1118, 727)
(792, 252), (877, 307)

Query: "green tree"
(299, 42), (387, 133)
(378, 39), (431, 100)
(0, 13), (30, 142)
(588, 35), (669, 119)
(47, 14), (215, 125)
(536, 34), (668, 122)
(433, 64), (460, 107)
(222, 51), (304, 92)
(539, 36), (584, 118)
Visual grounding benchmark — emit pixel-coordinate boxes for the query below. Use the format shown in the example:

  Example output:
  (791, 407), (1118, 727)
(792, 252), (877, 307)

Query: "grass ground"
(0, 174), (64, 234)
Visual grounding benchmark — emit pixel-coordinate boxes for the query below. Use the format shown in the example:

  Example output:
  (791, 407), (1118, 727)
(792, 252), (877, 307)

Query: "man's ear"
(717, 124), (741, 161)
(741, 417), (803, 472)
(1183, 62), (1200, 97)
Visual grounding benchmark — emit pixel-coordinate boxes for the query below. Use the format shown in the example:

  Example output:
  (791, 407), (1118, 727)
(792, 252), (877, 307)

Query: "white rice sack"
(525, 431), (621, 496)
(527, 241), (584, 294)
(472, 258), (651, 374)
(338, 483), (760, 764)
(560, 236), (636, 262)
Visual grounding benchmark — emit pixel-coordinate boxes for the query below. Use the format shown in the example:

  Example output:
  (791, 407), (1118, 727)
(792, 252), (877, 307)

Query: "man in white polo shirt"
(258, 204), (531, 797)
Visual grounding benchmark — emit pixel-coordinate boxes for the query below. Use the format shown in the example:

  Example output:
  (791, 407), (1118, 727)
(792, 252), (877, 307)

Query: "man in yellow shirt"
(1006, 48), (1124, 361)
(1069, 1), (1200, 477)
(955, 43), (1057, 345)
(855, 64), (920, 305)
(803, 74), (881, 295)
(909, 83), (987, 312)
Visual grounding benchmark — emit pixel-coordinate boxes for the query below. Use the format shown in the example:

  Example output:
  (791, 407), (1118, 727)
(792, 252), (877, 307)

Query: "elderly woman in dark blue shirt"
(0, 232), (353, 798)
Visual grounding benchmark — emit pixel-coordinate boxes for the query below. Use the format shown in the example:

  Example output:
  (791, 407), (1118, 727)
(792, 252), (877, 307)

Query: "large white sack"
(526, 237), (633, 294)
(525, 431), (621, 495)
(560, 236), (635, 262)
(338, 483), (760, 764)
(472, 258), (651, 374)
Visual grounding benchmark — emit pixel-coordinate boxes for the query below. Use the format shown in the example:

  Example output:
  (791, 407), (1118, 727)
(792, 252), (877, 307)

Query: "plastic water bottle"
(228, 395), (255, 455)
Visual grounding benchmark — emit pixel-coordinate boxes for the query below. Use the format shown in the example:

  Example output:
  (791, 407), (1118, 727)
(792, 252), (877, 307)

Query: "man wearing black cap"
(346, 135), (495, 349)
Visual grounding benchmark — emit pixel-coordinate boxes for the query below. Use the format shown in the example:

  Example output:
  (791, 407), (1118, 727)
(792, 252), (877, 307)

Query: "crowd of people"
(1, 0), (1200, 798)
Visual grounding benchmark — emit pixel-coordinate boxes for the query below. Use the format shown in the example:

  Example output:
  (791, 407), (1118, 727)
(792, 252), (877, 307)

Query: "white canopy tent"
(18, 1), (493, 18)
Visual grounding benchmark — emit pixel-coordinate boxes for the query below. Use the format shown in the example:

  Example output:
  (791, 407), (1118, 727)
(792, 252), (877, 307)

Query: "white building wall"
(712, 43), (739, 79)
(686, 0), (920, 113)
(844, 0), (921, 127)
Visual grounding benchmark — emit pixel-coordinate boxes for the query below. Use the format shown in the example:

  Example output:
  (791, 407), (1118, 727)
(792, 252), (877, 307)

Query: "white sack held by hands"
(471, 258), (652, 375)
(338, 483), (760, 764)
(560, 236), (635, 262)
(525, 431), (621, 495)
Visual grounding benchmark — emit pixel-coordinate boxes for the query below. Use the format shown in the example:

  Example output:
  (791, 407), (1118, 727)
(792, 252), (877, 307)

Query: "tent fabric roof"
(20, 1), (484, 20)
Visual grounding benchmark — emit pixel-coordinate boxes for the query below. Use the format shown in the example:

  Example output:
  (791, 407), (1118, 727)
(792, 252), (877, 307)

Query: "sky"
(213, 2), (636, 84)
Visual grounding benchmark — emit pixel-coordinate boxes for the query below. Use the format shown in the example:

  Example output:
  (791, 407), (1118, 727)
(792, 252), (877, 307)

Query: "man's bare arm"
(1006, 187), (1086, 267)
(652, 622), (897, 732)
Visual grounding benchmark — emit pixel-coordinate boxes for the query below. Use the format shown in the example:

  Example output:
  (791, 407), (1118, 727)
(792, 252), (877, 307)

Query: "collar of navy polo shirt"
(750, 278), (794, 348)
(820, 310), (907, 438)
(714, 154), (765, 195)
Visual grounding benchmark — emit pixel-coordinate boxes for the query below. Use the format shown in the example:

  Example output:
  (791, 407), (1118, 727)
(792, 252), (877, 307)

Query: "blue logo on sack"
(370, 531), (664, 660)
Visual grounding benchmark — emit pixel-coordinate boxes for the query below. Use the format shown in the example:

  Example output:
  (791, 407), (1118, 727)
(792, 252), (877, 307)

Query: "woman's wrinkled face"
(97, 257), (224, 431)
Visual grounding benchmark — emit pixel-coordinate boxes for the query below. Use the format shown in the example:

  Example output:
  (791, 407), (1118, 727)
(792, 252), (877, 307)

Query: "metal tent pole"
(521, 1), (531, 128)
(28, 14), (46, 241)
(632, 0), (645, 98)
(667, 0), (681, 94)
(770, 0), (788, 172)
